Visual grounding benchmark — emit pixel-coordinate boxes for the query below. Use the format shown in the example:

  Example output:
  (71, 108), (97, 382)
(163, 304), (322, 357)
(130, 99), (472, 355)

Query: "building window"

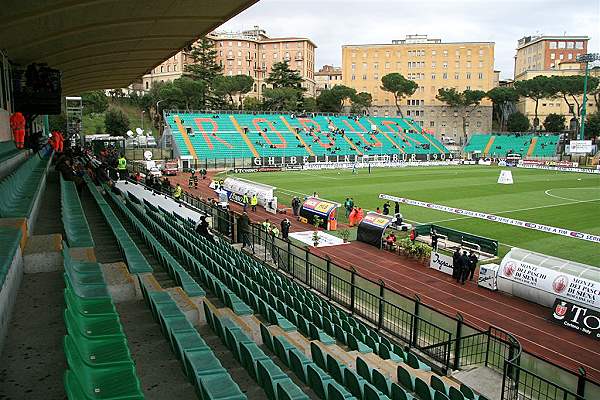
(443, 50), (448, 57)
(568, 53), (573, 60)
(576, 41), (584, 49)
(454, 73), (459, 80)
(431, 62), (436, 68)
(385, 62), (390, 69)
(351, 75), (356, 80)
(432, 50), (437, 56)
(160, 66), (163, 72)
(145, 81), (149, 89)
(351, 63), (356, 69)
(362, 74), (367, 80)
(362, 62), (367, 69)
(374, 63), (378, 69)
(567, 42), (574, 49)
(351, 52), (356, 58)
(479, 49), (483, 55)
(550, 53), (555, 60)
(385, 51), (390, 57)
(443, 62), (448, 68)
(443, 73), (448, 79)
(374, 73), (378, 80)
(549, 42), (557, 49)
(558, 42), (566, 49)
(478, 72), (483, 79)
(559, 54), (564, 60)
(431, 73), (436, 80)
(479, 61), (483, 68)
(455, 62), (460, 68)
(476, 121), (482, 127)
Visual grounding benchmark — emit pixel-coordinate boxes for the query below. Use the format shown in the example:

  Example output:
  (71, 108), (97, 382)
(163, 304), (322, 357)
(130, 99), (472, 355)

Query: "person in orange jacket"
(56, 131), (64, 152)
(356, 207), (364, 223)
(348, 206), (357, 227)
(9, 112), (26, 149)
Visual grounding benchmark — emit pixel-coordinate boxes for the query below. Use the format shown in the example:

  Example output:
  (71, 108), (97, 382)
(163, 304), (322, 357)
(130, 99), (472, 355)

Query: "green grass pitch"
(230, 166), (600, 266)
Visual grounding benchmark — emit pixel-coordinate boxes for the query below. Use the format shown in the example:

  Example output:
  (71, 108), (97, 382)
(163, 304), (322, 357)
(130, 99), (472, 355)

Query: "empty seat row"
(83, 177), (152, 274)
(61, 177), (94, 248)
(0, 153), (50, 218)
(0, 141), (21, 164)
(62, 244), (143, 399)
(0, 227), (21, 289)
(106, 190), (205, 298)
(139, 279), (247, 400)
(204, 302), (309, 400)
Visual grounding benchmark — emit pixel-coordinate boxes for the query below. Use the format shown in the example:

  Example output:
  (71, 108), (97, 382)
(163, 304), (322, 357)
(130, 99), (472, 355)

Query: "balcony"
(295, 55), (303, 61)
(226, 54), (234, 60)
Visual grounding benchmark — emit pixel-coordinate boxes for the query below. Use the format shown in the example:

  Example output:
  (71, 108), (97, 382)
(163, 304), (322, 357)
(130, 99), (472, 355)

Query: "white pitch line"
(544, 188), (600, 203)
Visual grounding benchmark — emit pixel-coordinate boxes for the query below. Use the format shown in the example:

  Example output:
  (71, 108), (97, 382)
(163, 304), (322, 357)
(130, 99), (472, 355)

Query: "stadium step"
(114, 299), (198, 399)
(0, 271), (67, 399)
(31, 169), (63, 235)
(80, 187), (124, 264)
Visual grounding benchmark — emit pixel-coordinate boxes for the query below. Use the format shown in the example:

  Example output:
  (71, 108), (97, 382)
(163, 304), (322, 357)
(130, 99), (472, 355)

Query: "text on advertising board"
(501, 260), (600, 309)
(550, 299), (600, 340)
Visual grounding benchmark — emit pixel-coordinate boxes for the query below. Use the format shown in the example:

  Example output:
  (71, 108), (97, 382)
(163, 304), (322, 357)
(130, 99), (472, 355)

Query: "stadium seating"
(61, 177), (94, 248)
(0, 153), (51, 218)
(463, 134), (559, 157)
(0, 141), (21, 164)
(164, 112), (450, 159)
(62, 244), (144, 399)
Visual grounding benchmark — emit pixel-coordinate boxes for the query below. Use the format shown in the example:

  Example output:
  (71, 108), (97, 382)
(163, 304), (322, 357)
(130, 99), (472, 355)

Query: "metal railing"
(124, 172), (598, 400)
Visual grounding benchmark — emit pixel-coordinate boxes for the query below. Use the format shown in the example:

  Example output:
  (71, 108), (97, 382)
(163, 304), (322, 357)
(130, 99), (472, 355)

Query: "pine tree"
(266, 61), (304, 90)
(184, 37), (223, 107)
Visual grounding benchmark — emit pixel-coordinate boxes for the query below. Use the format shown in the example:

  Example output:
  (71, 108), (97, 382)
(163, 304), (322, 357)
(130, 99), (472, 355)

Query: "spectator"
(348, 207), (358, 227)
(251, 194), (258, 212)
(430, 229), (438, 251)
(356, 207), (364, 223)
(281, 218), (291, 240)
(173, 183), (182, 204)
(238, 212), (252, 251)
(383, 201), (390, 215)
(195, 216), (215, 243)
(468, 251), (479, 281)
(459, 251), (470, 284)
(291, 196), (301, 216)
(262, 218), (271, 232)
(242, 192), (249, 212)
(452, 248), (461, 280)
(376, 207), (381, 214)
(343, 198), (351, 218)
(384, 232), (396, 250)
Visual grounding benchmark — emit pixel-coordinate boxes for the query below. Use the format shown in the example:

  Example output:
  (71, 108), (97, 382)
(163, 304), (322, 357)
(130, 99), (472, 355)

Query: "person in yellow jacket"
(117, 155), (128, 180)
(173, 183), (183, 205)
(250, 194), (258, 212)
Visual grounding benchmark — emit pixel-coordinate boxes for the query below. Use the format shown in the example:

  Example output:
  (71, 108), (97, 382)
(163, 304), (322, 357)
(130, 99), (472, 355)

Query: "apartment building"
(142, 26), (317, 97)
(514, 35), (589, 77)
(342, 35), (496, 142)
(314, 65), (343, 94)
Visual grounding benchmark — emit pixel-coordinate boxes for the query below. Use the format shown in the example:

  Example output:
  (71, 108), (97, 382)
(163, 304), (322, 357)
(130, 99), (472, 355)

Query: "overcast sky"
(219, 0), (600, 79)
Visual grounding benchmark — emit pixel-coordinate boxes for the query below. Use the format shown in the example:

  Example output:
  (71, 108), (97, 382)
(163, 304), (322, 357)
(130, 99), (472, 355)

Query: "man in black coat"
(281, 218), (291, 240)
(452, 248), (461, 280)
(238, 212), (252, 252)
(468, 251), (479, 281)
(460, 251), (470, 284)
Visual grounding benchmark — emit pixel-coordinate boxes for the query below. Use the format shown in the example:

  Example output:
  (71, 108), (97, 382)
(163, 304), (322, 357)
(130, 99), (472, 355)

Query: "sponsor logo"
(552, 275), (569, 294)
(553, 301), (568, 320)
(502, 261), (517, 277)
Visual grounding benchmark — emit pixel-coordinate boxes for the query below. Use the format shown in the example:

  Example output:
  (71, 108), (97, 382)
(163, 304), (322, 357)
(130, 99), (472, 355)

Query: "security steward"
(117, 154), (128, 181)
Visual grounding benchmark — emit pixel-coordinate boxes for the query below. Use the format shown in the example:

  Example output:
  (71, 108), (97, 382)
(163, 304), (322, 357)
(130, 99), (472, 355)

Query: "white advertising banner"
(378, 193), (600, 244)
(518, 164), (600, 175)
(222, 177), (275, 209)
(499, 257), (600, 309)
(478, 263), (499, 291)
(569, 140), (593, 154)
(429, 252), (454, 276)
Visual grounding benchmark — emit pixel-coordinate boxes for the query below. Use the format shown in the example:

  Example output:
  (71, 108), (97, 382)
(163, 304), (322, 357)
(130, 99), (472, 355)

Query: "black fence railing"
(124, 173), (599, 400)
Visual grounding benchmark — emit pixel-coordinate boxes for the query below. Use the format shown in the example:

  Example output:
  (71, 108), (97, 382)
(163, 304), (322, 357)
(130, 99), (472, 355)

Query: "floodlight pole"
(576, 53), (600, 140)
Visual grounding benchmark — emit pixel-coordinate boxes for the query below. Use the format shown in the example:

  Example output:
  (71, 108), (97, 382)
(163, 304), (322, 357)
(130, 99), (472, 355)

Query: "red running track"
(172, 172), (600, 383)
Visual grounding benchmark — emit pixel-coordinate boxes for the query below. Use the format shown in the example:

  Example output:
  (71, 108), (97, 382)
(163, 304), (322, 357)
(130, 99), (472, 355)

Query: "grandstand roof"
(0, 0), (257, 94)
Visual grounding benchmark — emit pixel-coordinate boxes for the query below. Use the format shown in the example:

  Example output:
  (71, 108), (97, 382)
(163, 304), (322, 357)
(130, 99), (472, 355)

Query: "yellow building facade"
(341, 35), (495, 143)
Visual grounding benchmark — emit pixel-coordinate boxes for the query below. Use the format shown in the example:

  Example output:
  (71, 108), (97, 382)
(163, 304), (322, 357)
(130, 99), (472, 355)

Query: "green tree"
(543, 113), (566, 132)
(108, 88), (125, 100)
(184, 37), (223, 107)
(351, 92), (372, 114)
(552, 75), (599, 135)
(507, 111), (530, 132)
(436, 88), (487, 136)
(48, 113), (67, 132)
(586, 112), (600, 139)
(265, 61), (304, 89)
(104, 107), (130, 136)
(81, 90), (109, 115)
(262, 87), (302, 111)
(380, 73), (418, 118)
(214, 75), (254, 108)
(316, 85), (356, 113)
(514, 76), (556, 131)
(301, 97), (317, 112)
(486, 86), (519, 131)
(243, 97), (263, 111)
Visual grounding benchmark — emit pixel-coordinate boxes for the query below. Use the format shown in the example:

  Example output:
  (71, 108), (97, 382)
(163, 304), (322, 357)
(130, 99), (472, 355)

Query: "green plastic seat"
(373, 368), (391, 396)
(391, 382), (411, 400)
(277, 379), (310, 400)
(64, 347), (143, 399)
(415, 377), (434, 400)
(434, 391), (450, 400)
(364, 382), (390, 400)
(174, 330), (209, 363)
(406, 352), (431, 372)
(239, 341), (270, 381)
(260, 323), (274, 353)
(397, 365), (415, 392)
(327, 380), (355, 400)
(379, 343), (403, 363)
(448, 387), (465, 400)
(459, 384), (475, 400)
(289, 349), (312, 384)
(64, 308), (124, 341)
(307, 364), (333, 400)
(65, 289), (116, 317)
(326, 354), (345, 385)
(64, 334), (132, 369)
(195, 372), (247, 400)
(430, 376), (448, 395)
(356, 357), (372, 382)
(257, 359), (289, 400)
(225, 326), (254, 362)
(310, 342), (327, 371)
(185, 348), (225, 378)
(273, 336), (296, 367)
